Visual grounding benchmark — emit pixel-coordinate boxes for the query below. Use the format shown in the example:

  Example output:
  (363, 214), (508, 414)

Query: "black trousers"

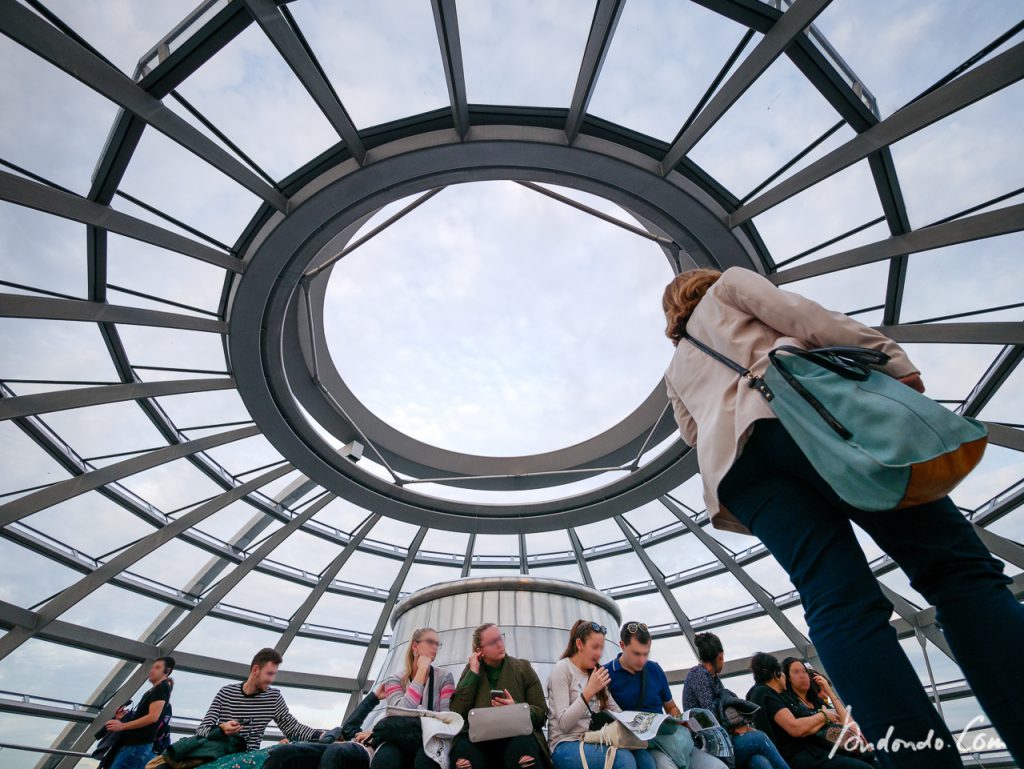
(264, 741), (371, 769)
(369, 742), (439, 769)
(450, 734), (543, 769)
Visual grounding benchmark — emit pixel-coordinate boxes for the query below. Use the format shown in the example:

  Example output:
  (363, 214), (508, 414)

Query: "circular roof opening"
(322, 180), (676, 457)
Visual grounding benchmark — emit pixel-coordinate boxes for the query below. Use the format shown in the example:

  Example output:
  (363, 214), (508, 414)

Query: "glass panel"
(285, 636), (365, 678)
(891, 81), (1024, 228)
(781, 260), (891, 318)
(0, 638), (123, 701)
(529, 562), (585, 584)
(0, 420), (72, 494)
(671, 570), (751, 621)
(269, 530), (341, 574)
(116, 325), (227, 375)
(323, 180), (673, 457)
(306, 592), (383, 635)
(690, 57), (844, 197)
(21, 491), (155, 557)
(367, 517), (419, 548)
(458, 0), (594, 107)
(131, 535), (222, 592)
(289, 0), (449, 128)
(0, 538), (80, 607)
(337, 551), (402, 588)
(0, 713), (75, 769)
(175, 615), (282, 658)
(813, 0), (1024, 117)
(588, 551), (647, 590)
(170, 22), (337, 180)
(741, 554), (797, 598)
(0, 35), (120, 196)
(60, 584), (169, 639)
(221, 571), (312, 619)
(115, 126), (261, 246)
(588, 0), (754, 141)
(899, 233), (1024, 323)
(645, 535), (714, 578)
(274, 686), (351, 731)
(616, 592), (676, 628)
(156, 388), (253, 431)
(401, 563), (461, 595)
(753, 160), (883, 264)
(894, 343), (1001, 404)
(978, 360), (1024, 426)
(106, 234), (227, 312)
(574, 518), (623, 549)
(116, 456), (226, 512)
(39, 401), (168, 462)
(203, 434), (285, 477)
(196, 500), (273, 544)
(0, 203), (87, 299)
(0, 318), (120, 384)
(622, 500), (677, 534)
(44, 0), (204, 77)
(312, 497), (373, 534)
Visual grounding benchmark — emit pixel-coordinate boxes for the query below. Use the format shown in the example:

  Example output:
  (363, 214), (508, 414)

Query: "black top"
(122, 680), (171, 746)
(746, 685), (827, 761)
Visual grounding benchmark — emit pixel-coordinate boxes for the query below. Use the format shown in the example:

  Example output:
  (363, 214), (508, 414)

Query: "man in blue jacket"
(604, 623), (726, 769)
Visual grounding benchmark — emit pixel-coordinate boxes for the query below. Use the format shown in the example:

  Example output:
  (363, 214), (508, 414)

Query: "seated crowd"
(100, 626), (874, 769)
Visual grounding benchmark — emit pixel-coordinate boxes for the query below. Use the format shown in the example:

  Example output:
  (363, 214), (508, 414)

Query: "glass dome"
(0, 1), (1021, 767)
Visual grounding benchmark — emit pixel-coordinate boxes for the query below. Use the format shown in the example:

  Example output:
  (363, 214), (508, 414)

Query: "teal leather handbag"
(685, 334), (988, 511)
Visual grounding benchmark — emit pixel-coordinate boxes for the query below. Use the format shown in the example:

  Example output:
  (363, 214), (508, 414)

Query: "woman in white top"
(546, 620), (655, 769)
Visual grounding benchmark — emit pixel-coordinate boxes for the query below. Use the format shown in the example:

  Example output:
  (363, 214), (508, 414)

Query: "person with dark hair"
(661, 265), (1024, 766)
(682, 634), (788, 769)
(450, 622), (551, 769)
(747, 654), (871, 768)
(605, 623), (726, 769)
(546, 620), (655, 769)
(196, 647), (324, 752)
(103, 657), (175, 769)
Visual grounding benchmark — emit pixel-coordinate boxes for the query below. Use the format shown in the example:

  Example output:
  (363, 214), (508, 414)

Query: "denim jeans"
(719, 418), (1024, 769)
(551, 741), (657, 769)
(264, 740), (371, 769)
(732, 730), (788, 769)
(109, 743), (155, 769)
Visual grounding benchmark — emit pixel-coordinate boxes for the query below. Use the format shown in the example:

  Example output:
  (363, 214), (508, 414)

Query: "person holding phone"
(449, 623), (550, 769)
(546, 620), (655, 769)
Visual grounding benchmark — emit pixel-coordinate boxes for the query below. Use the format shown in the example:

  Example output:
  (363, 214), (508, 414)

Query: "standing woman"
(546, 620), (655, 769)
(661, 266), (1024, 768)
(372, 627), (456, 769)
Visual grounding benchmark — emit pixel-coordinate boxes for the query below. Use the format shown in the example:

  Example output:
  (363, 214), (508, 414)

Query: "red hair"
(662, 269), (722, 346)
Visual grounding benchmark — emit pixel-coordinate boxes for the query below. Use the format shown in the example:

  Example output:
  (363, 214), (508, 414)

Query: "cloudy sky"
(1, 0), (1022, 764)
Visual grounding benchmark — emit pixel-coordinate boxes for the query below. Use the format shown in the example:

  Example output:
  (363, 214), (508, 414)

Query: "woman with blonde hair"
(661, 266), (1024, 767)
(372, 627), (455, 769)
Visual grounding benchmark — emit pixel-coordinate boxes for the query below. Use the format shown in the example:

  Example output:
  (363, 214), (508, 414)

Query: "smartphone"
(489, 689), (505, 699)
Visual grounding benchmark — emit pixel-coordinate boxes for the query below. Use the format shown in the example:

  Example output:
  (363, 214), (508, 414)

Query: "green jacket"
(163, 728), (247, 765)
(449, 654), (553, 768)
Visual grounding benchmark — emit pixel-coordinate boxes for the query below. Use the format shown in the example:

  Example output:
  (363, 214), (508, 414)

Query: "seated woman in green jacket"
(449, 623), (552, 769)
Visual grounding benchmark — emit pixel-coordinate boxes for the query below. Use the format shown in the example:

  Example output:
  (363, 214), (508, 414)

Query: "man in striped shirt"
(196, 647), (324, 751)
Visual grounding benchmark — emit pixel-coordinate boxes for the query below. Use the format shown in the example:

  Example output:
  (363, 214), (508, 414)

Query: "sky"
(1, 0), (1023, 764)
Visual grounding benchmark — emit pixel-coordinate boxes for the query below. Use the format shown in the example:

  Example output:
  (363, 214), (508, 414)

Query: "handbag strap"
(684, 333), (774, 402)
(427, 666), (435, 711)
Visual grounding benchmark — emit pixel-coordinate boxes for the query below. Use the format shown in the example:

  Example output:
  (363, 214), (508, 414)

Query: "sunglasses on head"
(577, 621), (607, 636)
(625, 622), (648, 634)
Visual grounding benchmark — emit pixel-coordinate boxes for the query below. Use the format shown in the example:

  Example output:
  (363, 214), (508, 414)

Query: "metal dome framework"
(0, 0), (1022, 767)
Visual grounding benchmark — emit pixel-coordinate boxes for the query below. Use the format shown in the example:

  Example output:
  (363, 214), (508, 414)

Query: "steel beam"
(430, 0), (469, 137)
(566, 0), (626, 142)
(0, 294), (228, 334)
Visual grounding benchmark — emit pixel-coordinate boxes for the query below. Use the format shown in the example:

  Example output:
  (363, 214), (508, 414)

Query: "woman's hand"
(813, 674), (834, 700)
(491, 689), (515, 707)
(582, 667), (610, 701)
(415, 653), (433, 676)
(104, 720), (126, 732)
(468, 650), (481, 675)
(354, 731), (371, 744)
(898, 373), (925, 393)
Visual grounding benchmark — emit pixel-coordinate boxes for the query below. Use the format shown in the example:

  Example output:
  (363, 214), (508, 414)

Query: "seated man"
(449, 622), (551, 769)
(604, 623), (725, 769)
(264, 682), (385, 769)
(197, 648), (324, 752)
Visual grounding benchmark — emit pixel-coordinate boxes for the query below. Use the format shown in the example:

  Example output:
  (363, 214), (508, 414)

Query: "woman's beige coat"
(663, 266), (920, 535)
